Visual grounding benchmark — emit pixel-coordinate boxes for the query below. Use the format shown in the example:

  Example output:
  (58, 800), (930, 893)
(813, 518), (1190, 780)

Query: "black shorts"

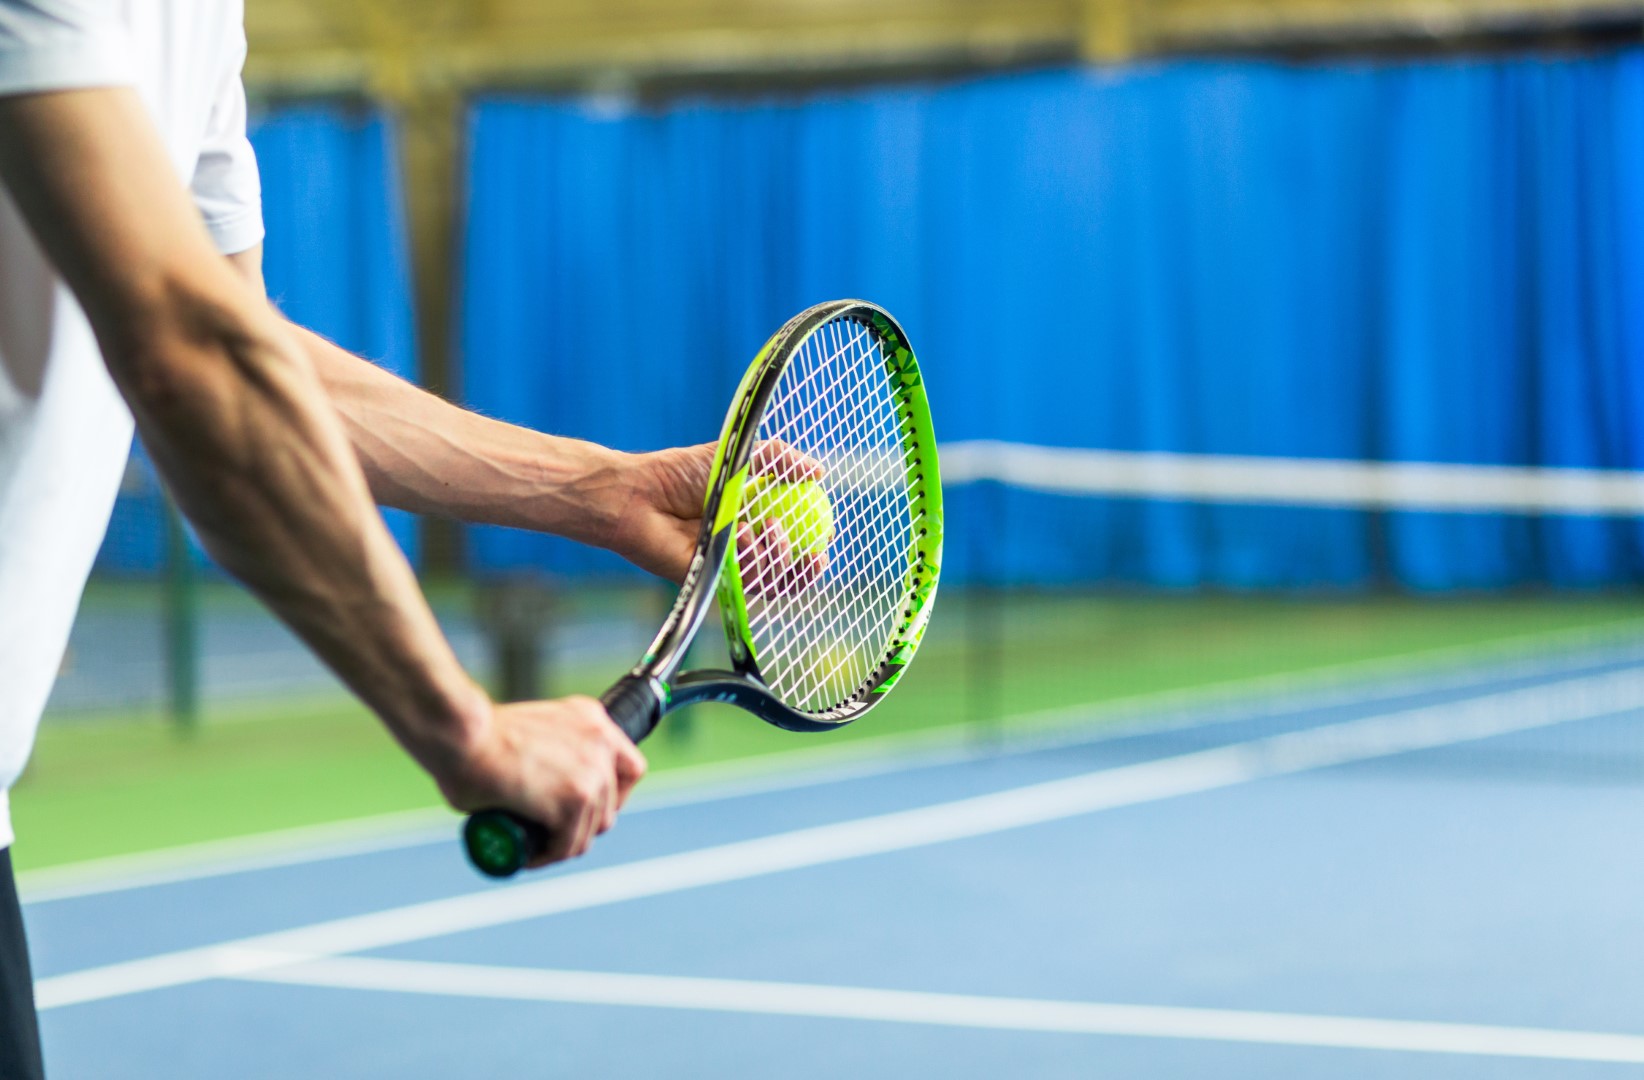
(0, 849), (45, 1080)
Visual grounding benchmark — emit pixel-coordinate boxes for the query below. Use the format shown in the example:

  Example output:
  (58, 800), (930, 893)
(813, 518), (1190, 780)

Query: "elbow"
(101, 273), (299, 429)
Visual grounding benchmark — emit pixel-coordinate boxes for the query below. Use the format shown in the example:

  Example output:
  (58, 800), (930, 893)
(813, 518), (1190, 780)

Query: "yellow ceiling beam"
(244, 0), (1081, 97)
(1082, 1), (1150, 62)
(1145, 0), (1644, 49)
(245, 0), (1644, 95)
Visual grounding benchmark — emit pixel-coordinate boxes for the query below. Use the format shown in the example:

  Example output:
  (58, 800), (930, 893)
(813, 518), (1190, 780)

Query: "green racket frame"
(706, 304), (943, 726)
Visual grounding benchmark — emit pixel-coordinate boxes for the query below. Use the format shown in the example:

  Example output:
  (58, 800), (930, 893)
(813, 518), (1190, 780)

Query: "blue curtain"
(256, 106), (421, 564)
(460, 52), (1644, 589)
(98, 106), (420, 573)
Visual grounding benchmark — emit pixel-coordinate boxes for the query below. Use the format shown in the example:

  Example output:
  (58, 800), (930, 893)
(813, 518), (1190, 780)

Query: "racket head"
(460, 301), (939, 879)
(704, 300), (942, 731)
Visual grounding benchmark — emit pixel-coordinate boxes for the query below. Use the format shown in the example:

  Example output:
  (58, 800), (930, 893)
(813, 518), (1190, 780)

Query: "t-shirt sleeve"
(0, 0), (134, 96)
(190, 20), (263, 256)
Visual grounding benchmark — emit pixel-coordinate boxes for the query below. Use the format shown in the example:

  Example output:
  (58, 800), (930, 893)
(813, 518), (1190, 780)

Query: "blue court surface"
(23, 642), (1644, 1078)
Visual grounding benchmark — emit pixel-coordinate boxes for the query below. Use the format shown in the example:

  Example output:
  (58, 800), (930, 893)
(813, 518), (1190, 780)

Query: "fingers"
(739, 440), (830, 599)
(527, 786), (584, 867)
(740, 519), (827, 598)
(524, 766), (611, 868)
(612, 734), (648, 812)
(795, 552), (825, 591)
(561, 697), (626, 860)
(482, 695), (646, 870)
(751, 439), (824, 482)
(566, 776), (612, 863)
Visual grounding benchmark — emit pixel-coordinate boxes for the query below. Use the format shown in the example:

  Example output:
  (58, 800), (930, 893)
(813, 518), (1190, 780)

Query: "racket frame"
(627, 299), (942, 732)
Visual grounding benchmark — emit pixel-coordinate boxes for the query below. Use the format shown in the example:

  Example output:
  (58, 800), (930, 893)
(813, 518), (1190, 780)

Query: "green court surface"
(12, 592), (1644, 873)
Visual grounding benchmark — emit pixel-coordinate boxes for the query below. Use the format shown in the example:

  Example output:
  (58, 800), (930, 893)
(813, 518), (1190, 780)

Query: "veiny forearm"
(292, 323), (632, 548)
(128, 303), (484, 763)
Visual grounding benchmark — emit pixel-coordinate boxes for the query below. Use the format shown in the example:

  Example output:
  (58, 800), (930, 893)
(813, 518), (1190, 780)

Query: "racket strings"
(745, 361), (900, 705)
(739, 316), (918, 713)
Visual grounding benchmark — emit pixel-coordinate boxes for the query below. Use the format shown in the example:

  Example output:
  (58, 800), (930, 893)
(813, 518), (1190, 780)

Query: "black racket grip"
(463, 675), (663, 879)
(601, 674), (665, 744)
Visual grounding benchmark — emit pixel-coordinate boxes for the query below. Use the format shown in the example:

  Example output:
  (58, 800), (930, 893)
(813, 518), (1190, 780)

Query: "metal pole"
(478, 575), (553, 703)
(163, 494), (200, 734)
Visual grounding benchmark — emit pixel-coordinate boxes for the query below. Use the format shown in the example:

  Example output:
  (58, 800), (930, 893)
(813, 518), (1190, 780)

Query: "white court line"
(943, 441), (1644, 515)
(23, 617), (1644, 905)
(239, 955), (1644, 1065)
(16, 809), (456, 904)
(35, 666), (1644, 1013)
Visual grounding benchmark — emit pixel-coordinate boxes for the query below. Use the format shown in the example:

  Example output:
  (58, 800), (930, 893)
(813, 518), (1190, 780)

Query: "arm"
(227, 249), (712, 583)
(0, 88), (642, 863)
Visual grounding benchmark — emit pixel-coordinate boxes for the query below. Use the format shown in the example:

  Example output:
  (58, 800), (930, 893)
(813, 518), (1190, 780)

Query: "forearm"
(132, 303), (486, 762)
(293, 323), (630, 548)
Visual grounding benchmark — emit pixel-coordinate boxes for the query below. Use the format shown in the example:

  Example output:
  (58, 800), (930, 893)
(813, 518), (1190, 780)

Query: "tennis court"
(23, 627), (1644, 1078)
(11, 4), (1644, 1079)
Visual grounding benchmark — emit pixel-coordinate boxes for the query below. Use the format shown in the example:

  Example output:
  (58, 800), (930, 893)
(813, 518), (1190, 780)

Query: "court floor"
(23, 648), (1644, 1078)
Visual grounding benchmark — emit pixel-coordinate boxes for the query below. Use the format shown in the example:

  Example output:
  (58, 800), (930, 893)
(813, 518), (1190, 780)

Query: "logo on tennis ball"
(746, 475), (834, 554)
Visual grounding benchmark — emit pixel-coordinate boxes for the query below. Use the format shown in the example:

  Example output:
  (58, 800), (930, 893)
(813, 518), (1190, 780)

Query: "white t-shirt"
(0, 0), (263, 848)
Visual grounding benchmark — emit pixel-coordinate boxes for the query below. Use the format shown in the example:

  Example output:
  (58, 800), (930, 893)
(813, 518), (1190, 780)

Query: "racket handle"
(600, 673), (665, 744)
(462, 676), (664, 879)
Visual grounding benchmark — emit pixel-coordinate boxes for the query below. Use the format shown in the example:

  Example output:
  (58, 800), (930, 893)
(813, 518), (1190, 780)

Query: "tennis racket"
(463, 299), (943, 878)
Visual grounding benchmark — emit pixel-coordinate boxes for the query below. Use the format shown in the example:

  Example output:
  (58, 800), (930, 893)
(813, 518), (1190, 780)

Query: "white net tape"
(736, 316), (919, 714)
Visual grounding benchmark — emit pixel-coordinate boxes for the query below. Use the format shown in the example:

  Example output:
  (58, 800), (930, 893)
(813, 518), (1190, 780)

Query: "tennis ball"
(746, 476), (834, 555)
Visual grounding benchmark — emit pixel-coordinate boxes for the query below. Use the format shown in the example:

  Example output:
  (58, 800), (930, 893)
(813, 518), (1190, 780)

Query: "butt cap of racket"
(464, 811), (542, 879)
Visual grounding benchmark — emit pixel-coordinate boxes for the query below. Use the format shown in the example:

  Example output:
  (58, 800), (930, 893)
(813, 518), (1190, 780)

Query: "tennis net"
(938, 441), (1644, 786)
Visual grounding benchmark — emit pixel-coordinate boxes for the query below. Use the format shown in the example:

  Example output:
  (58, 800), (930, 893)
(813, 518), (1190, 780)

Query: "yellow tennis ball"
(746, 476), (834, 555)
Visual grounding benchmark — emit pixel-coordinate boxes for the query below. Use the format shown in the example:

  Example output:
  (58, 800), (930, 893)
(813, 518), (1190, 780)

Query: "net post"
(967, 477), (1006, 749)
(162, 493), (200, 735)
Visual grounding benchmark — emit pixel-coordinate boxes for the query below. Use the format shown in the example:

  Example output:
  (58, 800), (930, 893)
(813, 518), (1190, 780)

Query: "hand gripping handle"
(462, 675), (663, 879)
